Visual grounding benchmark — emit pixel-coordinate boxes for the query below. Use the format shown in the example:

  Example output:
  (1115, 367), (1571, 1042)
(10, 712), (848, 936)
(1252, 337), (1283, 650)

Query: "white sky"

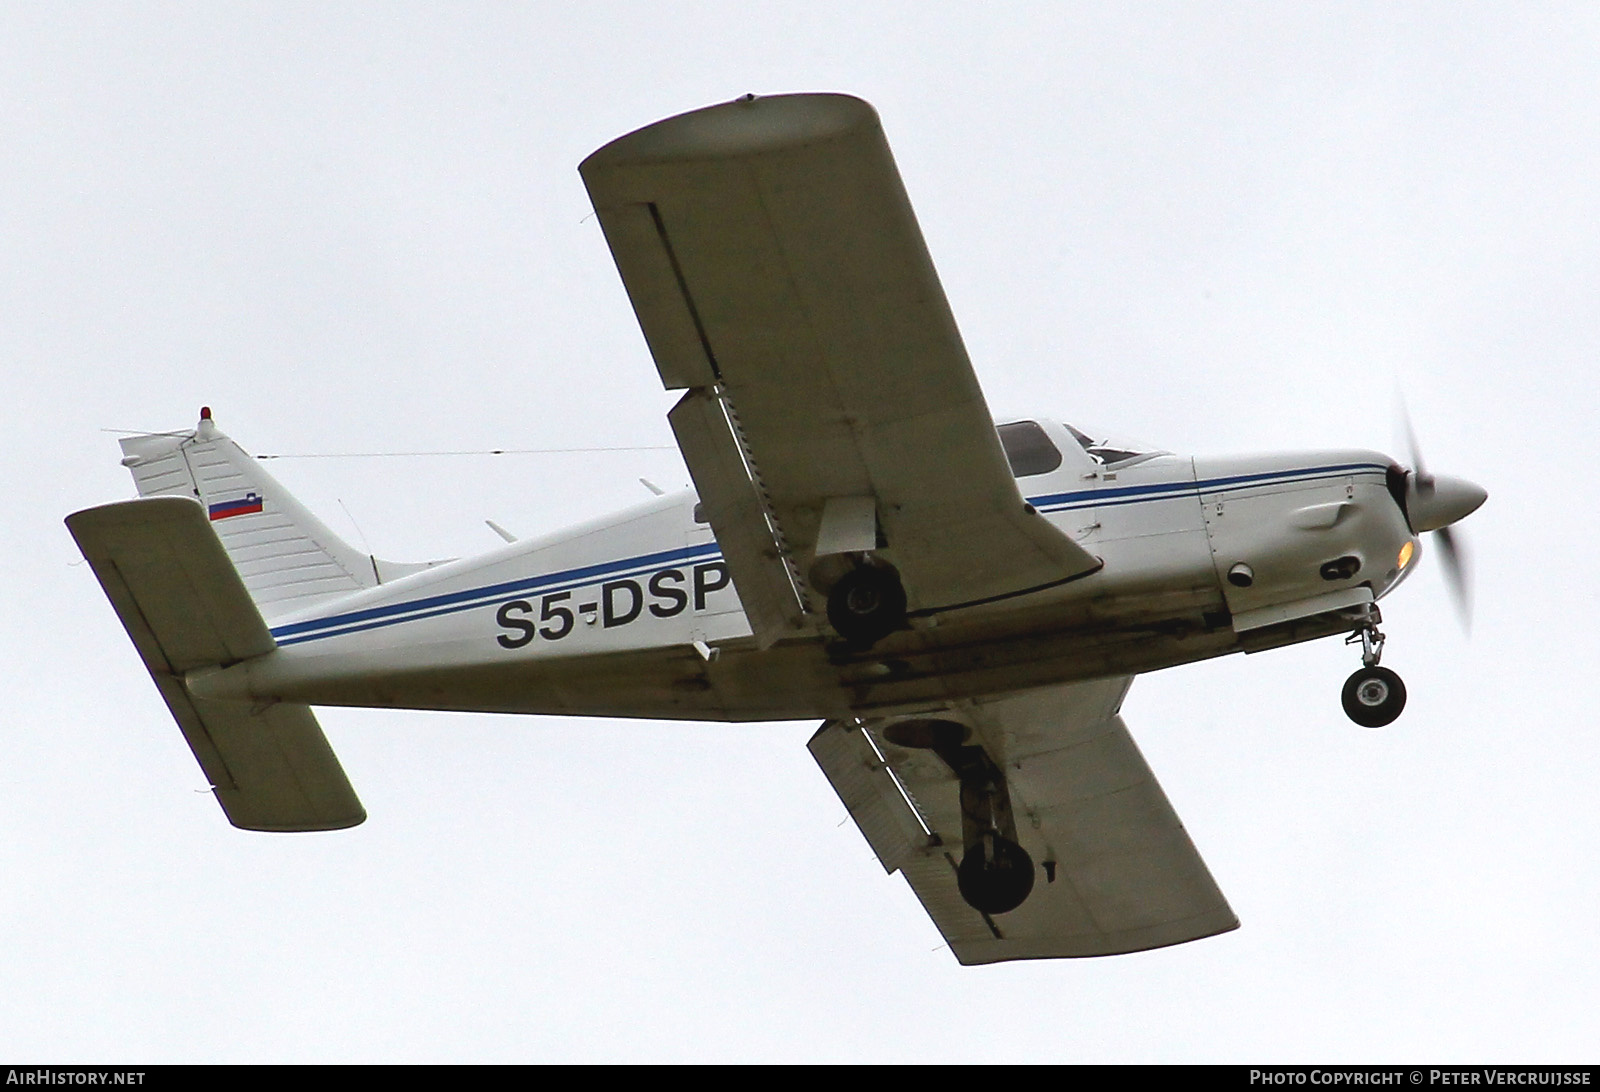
(3, 3), (1597, 1062)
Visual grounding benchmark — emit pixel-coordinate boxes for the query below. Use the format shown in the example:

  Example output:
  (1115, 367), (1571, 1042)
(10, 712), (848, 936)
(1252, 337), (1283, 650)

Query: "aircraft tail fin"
(116, 408), (429, 620)
(66, 496), (366, 832)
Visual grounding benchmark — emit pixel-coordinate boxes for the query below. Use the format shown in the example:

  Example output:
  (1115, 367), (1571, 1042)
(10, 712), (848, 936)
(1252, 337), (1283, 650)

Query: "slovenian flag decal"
(209, 492), (264, 521)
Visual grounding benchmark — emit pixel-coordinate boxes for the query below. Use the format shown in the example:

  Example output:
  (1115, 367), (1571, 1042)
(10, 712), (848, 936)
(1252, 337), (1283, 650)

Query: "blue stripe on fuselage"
(269, 461), (1390, 648)
(1030, 461), (1388, 514)
(269, 540), (723, 647)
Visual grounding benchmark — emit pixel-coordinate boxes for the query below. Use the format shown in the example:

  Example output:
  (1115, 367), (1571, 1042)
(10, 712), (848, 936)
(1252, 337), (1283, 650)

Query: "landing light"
(1397, 540), (1415, 570)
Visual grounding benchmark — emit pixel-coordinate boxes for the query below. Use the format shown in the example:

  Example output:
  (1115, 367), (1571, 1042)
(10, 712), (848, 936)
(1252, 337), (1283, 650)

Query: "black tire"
(957, 833), (1036, 915)
(826, 565), (907, 647)
(1341, 665), (1407, 727)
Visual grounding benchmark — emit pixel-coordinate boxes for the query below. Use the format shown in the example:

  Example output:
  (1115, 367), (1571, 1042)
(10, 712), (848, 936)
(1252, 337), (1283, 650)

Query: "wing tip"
(224, 806), (368, 833)
(581, 92), (877, 175)
(950, 912), (1242, 965)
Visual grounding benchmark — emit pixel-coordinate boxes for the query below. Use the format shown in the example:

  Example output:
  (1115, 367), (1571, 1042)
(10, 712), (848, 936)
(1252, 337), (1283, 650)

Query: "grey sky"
(3, 3), (1596, 1061)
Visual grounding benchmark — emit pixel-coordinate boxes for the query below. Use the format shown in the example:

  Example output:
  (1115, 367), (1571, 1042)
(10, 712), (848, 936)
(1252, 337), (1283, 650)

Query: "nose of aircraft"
(1406, 473), (1488, 532)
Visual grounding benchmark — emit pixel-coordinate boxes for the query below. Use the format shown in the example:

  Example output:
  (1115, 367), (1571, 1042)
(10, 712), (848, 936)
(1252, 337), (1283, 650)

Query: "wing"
(580, 94), (1099, 646)
(809, 677), (1237, 963)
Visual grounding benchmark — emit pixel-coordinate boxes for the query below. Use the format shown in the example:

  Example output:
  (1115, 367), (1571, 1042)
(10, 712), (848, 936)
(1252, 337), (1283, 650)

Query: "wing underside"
(809, 678), (1237, 963)
(581, 93), (1098, 646)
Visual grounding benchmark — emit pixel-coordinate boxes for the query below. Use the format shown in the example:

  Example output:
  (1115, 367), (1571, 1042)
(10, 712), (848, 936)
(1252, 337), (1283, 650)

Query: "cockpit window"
(1064, 422), (1165, 469)
(996, 420), (1063, 477)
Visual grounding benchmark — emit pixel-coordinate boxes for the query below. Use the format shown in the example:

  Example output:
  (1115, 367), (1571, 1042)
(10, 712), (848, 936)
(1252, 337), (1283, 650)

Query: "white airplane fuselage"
(188, 422), (1415, 723)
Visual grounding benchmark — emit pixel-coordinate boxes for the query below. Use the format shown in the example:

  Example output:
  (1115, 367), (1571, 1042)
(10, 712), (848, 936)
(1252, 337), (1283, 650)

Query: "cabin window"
(996, 420), (1062, 478)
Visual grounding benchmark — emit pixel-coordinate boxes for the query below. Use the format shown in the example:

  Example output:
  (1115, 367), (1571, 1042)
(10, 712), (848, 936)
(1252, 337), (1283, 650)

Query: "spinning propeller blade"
(1433, 524), (1472, 631)
(1397, 404), (1483, 630)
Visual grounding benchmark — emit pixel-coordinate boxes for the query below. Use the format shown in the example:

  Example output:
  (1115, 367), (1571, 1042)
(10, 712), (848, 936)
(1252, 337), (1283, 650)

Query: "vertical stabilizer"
(118, 409), (378, 620)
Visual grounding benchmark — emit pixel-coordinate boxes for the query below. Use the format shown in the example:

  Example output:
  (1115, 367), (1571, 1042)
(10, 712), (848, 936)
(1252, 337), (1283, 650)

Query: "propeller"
(1399, 408), (1487, 630)
(1432, 524), (1471, 628)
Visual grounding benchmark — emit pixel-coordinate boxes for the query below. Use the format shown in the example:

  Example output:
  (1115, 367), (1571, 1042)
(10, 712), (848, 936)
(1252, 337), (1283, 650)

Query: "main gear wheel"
(826, 565), (906, 647)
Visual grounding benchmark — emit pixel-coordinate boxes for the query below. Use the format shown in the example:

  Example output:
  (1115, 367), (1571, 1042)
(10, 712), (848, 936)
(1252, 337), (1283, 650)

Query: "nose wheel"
(1341, 612), (1407, 727)
(1342, 665), (1407, 727)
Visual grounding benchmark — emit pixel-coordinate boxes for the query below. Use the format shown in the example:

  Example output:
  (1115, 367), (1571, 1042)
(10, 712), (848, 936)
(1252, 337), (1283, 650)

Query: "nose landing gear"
(1342, 665), (1407, 727)
(1342, 612), (1407, 727)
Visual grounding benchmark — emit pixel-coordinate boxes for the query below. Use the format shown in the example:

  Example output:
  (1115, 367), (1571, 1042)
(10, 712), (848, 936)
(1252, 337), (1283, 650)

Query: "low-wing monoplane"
(67, 94), (1486, 964)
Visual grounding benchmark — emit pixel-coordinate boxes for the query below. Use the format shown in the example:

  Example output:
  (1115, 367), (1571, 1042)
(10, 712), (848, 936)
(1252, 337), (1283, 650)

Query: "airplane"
(65, 93), (1486, 965)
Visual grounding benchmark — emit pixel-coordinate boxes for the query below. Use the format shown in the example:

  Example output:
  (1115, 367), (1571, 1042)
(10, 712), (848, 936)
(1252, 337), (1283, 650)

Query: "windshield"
(1063, 423), (1167, 469)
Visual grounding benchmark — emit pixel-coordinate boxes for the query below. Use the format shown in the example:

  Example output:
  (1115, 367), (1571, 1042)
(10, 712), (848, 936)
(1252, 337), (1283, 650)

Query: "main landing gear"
(883, 719), (1037, 916)
(1342, 613), (1407, 728)
(953, 746), (1035, 915)
(826, 563), (907, 648)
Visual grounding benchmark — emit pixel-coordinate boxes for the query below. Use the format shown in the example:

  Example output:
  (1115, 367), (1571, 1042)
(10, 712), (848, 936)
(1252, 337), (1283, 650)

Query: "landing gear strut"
(1342, 611), (1407, 727)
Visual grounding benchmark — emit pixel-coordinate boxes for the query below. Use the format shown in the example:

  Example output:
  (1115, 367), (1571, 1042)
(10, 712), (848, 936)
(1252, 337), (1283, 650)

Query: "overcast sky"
(3, 3), (1597, 1062)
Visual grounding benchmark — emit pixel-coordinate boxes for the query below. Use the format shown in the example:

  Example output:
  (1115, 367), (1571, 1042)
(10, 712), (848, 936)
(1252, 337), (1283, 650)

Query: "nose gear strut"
(1341, 608), (1407, 727)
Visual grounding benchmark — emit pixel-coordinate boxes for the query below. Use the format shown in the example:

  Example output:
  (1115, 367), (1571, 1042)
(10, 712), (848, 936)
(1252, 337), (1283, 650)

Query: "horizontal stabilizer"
(66, 497), (366, 832)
